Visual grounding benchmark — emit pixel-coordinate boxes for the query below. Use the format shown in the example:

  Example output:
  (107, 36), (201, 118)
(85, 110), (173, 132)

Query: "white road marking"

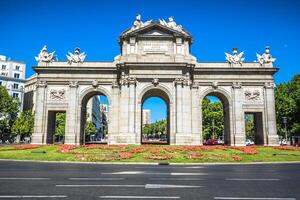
(149, 178), (205, 181)
(56, 184), (144, 188)
(145, 184), (203, 189)
(226, 179), (280, 181)
(103, 171), (143, 175)
(184, 166), (206, 169)
(102, 171), (207, 176)
(0, 195), (67, 198)
(214, 198), (295, 200)
(56, 184), (202, 189)
(69, 178), (124, 181)
(171, 172), (207, 176)
(0, 178), (51, 180)
(99, 196), (180, 199)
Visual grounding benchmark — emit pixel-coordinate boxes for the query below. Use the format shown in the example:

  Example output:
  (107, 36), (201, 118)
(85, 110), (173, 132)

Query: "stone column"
(264, 82), (279, 145)
(191, 82), (201, 144)
(128, 77), (137, 143)
(175, 78), (183, 136)
(119, 79), (129, 143)
(232, 82), (245, 146)
(31, 81), (47, 144)
(108, 81), (120, 144)
(65, 81), (79, 145)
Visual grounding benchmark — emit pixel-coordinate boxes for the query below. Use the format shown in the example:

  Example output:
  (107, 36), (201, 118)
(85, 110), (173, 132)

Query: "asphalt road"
(0, 161), (299, 200)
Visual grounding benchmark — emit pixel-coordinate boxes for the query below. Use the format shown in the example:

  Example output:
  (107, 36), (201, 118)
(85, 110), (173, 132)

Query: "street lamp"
(282, 117), (288, 142)
(212, 119), (215, 140)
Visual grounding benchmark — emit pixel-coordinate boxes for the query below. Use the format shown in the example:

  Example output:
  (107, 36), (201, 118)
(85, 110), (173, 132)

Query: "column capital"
(112, 81), (119, 88)
(36, 80), (47, 88)
(69, 81), (79, 88)
(232, 82), (242, 89)
(264, 82), (275, 89)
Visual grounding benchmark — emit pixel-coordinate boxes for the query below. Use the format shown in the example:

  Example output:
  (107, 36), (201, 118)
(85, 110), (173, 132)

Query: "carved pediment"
(120, 22), (191, 43)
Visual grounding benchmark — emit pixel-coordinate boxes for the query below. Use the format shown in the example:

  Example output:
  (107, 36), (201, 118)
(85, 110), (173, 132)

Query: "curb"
(1, 159), (300, 166)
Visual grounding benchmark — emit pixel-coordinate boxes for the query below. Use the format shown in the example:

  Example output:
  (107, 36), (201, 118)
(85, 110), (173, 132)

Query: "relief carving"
(244, 89), (261, 101)
(50, 89), (65, 100)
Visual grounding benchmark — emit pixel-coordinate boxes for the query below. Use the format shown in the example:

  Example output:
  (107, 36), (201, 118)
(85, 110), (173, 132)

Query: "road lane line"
(99, 196), (180, 199)
(102, 171), (208, 176)
(69, 178), (125, 181)
(0, 195), (67, 198)
(214, 198), (295, 200)
(56, 184), (203, 189)
(226, 179), (280, 181)
(145, 184), (203, 189)
(184, 166), (206, 169)
(56, 184), (144, 188)
(0, 178), (51, 180)
(149, 178), (205, 181)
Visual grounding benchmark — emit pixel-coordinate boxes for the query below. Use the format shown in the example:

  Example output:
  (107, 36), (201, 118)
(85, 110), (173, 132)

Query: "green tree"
(202, 97), (224, 140)
(85, 120), (96, 136)
(11, 111), (34, 142)
(245, 114), (254, 140)
(275, 75), (300, 138)
(55, 113), (66, 137)
(0, 86), (20, 141)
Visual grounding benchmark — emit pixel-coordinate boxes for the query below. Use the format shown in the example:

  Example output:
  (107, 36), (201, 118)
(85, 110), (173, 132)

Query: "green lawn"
(0, 144), (300, 163)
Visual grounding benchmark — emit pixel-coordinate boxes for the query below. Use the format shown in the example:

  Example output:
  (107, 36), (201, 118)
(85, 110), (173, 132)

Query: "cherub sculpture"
(66, 47), (86, 64)
(256, 46), (276, 65)
(225, 48), (245, 64)
(35, 45), (56, 63)
(159, 16), (183, 32)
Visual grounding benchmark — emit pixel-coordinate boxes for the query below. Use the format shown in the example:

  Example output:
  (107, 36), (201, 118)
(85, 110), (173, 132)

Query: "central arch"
(79, 87), (111, 145)
(140, 88), (171, 144)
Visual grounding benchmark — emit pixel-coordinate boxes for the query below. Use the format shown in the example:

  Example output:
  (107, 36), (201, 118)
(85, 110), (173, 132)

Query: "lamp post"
(212, 119), (215, 140)
(282, 117), (288, 143)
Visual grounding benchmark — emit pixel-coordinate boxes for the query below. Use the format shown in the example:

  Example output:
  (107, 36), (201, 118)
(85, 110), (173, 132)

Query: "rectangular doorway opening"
(47, 111), (66, 144)
(244, 112), (264, 145)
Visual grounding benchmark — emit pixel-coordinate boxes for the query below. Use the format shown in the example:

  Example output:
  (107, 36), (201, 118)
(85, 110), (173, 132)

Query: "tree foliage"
(0, 86), (20, 140)
(11, 111), (34, 141)
(55, 113), (66, 137)
(142, 119), (167, 138)
(245, 114), (254, 140)
(85, 120), (97, 136)
(275, 74), (300, 137)
(202, 97), (224, 140)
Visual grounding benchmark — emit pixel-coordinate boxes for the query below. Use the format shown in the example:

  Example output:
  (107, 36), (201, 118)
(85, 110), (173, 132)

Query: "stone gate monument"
(25, 15), (279, 146)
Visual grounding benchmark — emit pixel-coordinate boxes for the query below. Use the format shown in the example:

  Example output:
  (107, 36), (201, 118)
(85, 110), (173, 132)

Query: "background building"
(143, 109), (151, 126)
(0, 55), (26, 111)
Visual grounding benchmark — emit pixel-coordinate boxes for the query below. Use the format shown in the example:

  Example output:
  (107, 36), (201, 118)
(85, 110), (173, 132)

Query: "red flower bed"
(14, 144), (41, 150)
(83, 144), (126, 150)
(186, 151), (202, 159)
(274, 146), (300, 151)
(59, 145), (77, 153)
(128, 147), (149, 153)
(149, 147), (164, 154)
(230, 146), (257, 155)
(118, 152), (134, 159)
(232, 156), (242, 161)
(143, 154), (173, 160)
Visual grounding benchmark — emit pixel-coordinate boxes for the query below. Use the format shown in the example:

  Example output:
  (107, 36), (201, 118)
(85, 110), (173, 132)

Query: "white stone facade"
(27, 18), (279, 146)
(0, 55), (26, 111)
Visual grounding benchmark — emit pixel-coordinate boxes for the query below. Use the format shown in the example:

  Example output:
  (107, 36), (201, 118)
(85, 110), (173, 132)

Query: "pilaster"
(232, 82), (245, 146)
(264, 82), (279, 145)
(32, 80), (47, 144)
(65, 81), (79, 144)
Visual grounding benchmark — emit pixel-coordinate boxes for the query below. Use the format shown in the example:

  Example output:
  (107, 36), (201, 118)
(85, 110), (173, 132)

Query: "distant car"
(246, 139), (254, 146)
(204, 139), (219, 145)
(280, 139), (288, 145)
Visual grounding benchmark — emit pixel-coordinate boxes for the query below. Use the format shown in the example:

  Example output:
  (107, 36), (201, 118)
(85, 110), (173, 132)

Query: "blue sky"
(1, 0), (299, 122)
